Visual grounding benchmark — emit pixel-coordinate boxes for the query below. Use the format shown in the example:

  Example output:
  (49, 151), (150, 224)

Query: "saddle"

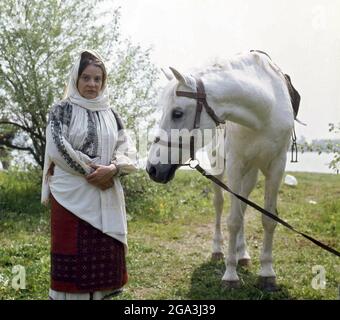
(283, 74), (300, 119)
(250, 50), (301, 119)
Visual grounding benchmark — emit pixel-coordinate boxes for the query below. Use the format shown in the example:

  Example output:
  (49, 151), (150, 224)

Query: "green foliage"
(121, 170), (175, 221)
(0, 169), (45, 215)
(110, 43), (159, 134)
(328, 123), (340, 171)
(0, 146), (12, 170)
(0, 0), (158, 168)
(122, 169), (214, 222)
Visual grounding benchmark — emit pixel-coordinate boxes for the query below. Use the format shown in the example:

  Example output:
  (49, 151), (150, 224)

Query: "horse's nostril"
(147, 165), (156, 177)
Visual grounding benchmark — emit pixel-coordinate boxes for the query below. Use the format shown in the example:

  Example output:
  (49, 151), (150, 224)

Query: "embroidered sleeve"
(78, 110), (98, 158)
(110, 111), (138, 176)
(46, 102), (92, 175)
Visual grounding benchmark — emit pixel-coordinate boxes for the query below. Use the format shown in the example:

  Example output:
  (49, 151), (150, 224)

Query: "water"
(285, 152), (337, 174)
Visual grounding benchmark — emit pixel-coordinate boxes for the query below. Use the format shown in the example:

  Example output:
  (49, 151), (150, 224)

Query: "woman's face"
(77, 64), (104, 99)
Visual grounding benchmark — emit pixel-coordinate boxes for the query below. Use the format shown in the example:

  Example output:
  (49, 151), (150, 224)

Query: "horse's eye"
(172, 109), (183, 119)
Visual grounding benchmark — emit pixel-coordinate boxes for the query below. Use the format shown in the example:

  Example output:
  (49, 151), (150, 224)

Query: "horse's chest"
(226, 127), (286, 163)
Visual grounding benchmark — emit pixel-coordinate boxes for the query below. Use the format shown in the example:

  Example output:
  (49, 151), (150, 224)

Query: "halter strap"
(176, 77), (225, 127)
(153, 77), (226, 163)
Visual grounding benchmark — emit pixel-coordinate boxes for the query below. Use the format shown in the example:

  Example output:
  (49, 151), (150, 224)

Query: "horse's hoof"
(222, 280), (241, 289)
(238, 258), (251, 267)
(211, 252), (224, 260)
(256, 276), (279, 292)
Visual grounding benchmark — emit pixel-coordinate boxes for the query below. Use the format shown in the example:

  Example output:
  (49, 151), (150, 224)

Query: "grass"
(0, 170), (339, 300)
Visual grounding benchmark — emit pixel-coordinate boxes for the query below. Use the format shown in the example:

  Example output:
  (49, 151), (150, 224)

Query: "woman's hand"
(86, 163), (118, 190)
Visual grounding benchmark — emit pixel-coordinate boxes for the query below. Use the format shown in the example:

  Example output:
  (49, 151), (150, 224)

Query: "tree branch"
(0, 120), (28, 132)
(0, 140), (33, 153)
(0, 120), (42, 140)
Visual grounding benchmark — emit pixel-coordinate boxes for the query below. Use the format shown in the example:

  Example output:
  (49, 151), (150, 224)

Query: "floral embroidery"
(49, 101), (86, 175)
(79, 110), (98, 158)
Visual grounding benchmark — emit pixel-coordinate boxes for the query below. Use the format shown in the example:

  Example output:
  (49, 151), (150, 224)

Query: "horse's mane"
(193, 51), (284, 80)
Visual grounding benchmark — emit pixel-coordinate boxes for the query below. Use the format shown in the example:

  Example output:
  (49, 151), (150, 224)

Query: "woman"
(41, 50), (137, 300)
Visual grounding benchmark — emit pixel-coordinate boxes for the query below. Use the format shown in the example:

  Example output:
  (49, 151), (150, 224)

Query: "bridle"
(176, 77), (225, 129)
(153, 77), (225, 165)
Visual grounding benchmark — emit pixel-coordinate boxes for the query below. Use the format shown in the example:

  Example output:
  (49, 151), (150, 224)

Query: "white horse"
(146, 51), (295, 291)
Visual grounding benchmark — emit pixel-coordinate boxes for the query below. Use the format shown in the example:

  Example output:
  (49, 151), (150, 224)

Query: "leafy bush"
(0, 168), (45, 216)
(121, 170), (176, 221)
(328, 123), (340, 171)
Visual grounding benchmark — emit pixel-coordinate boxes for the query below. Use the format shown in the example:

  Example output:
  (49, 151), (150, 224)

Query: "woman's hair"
(77, 51), (107, 87)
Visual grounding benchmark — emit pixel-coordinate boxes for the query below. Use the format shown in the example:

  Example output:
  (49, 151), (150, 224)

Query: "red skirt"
(50, 195), (128, 293)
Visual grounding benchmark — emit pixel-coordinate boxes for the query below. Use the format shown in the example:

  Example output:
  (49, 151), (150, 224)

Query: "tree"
(328, 123), (340, 172)
(0, 0), (158, 168)
(0, 129), (15, 170)
(299, 122), (340, 172)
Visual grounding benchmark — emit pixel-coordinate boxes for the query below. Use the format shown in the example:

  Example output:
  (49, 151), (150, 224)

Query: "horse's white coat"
(149, 51), (294, 285)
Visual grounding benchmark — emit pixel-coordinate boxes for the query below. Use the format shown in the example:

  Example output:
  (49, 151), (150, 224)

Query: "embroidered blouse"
(41, 99), (137, 246)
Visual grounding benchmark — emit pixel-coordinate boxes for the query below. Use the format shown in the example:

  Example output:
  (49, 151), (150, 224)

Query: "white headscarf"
(64, 49), (111, 111)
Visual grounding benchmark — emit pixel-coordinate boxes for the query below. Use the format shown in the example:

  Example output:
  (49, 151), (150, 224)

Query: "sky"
(111, 0), (340, 141)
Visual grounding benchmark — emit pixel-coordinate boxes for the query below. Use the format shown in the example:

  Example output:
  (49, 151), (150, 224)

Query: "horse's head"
(146, 67), (220, 183)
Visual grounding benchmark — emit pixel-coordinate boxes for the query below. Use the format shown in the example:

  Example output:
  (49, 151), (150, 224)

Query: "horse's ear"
(169, 67), (185, 82)
(161, 68), (173, 81)
(169, 67), (196, 89)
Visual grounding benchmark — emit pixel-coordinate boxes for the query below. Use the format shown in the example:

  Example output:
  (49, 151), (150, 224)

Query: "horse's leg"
(236, 167), (258, 266)
(222, 163), (244, 288)
(211, 176), (224, 260)
(258, 155), (286, 291)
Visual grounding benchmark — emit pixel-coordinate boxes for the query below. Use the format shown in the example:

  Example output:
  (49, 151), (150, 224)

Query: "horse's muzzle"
(146, 161), (179, 184)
